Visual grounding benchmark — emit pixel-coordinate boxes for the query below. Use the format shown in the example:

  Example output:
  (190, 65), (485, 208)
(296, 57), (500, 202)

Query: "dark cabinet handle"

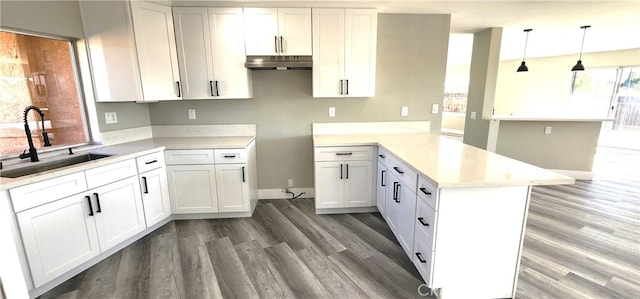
(418, 217), (429, 227)
(419, 187), (432, 196)
(93, 193), (102, 213)
(144, 159), (158, 165)
(345, 79), (349, 95)
(336, 152), (353, 156)
(242, 166), (246, 182)
(279, 36), (284, 53)
(340, 164), (343, 180)
(393, 166), (404, 174)
(346, 164), (349, 179)
(416, 252), (427, 263)
(224, 155), (237, 158)
(215, 81), (220, 96)
(209, 80), (215, 96)
(274, 36), (279, 53)
(378, 154), (386, 158)
(86, 195), (94, 216)
(176, 81), (181, 97)
(381, 170), (386, 187)
(339, 80), (343, 95)
(392, 182), (398, 202)
(142, 177), (149, 194)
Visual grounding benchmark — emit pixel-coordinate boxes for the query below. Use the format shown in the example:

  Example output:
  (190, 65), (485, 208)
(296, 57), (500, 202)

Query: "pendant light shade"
(571, 25), (591, 72)
(517, 29), (532, 72)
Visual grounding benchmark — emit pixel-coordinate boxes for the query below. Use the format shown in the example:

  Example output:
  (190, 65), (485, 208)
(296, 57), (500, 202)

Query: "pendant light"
(517, 29), (532, 72)
(571, 25), (591, 71)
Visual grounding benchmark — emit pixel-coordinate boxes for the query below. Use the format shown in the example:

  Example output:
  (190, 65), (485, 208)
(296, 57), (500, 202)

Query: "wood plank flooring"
(39, 179), (639, 299)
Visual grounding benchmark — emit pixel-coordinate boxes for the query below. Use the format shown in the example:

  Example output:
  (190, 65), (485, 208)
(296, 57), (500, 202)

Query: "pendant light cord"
(521, 29), (532, 61)
(577, 25), (590, 60)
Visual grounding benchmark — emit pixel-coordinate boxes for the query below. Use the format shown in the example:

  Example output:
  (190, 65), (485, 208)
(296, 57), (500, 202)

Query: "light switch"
(329, 107), (336, 117)
(105, 112), (118, 124)
(470, 112), (477, 119)
(188, 109), (196, 120)
(401, 106), (409, 116)
(544, 126), (552, 134)
(432, 104), (439, 114)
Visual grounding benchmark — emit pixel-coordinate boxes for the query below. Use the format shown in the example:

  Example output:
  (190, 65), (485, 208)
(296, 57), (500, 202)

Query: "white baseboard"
(548, 169), (594, 181)
(259, 188), (315, 199)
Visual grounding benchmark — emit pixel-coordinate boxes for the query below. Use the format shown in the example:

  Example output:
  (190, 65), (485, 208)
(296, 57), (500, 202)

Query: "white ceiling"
(174, 0), (640, 62)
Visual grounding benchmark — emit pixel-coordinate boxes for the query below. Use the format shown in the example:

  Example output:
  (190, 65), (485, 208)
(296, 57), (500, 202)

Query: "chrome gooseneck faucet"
(19, 105), (52, 162)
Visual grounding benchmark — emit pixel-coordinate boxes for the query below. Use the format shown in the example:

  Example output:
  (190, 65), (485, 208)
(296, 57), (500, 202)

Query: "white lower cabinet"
(166, 165), (219, 213)
(376, 160), (387, 217)
(17, 194), (100, 287)
(385, 171), (416, 257)
(215, 164), (250, 212)
(139, 167), (171, 227)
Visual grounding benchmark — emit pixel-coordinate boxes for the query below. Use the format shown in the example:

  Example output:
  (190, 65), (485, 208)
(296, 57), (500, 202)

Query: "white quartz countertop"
(313, 133), (575, 188)
(0, 136), (255, 190)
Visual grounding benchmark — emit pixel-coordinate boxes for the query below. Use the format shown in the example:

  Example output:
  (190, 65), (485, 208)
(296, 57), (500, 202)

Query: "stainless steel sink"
(0, 153), (113, 178)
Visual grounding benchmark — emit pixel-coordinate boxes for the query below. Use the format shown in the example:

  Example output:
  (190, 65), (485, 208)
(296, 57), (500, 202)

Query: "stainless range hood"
(245, 55), (312, 70)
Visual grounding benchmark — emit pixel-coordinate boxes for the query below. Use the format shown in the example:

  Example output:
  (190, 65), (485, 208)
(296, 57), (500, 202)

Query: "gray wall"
(149, 13), (451, 189)
(95, 102), (151, 131)
(495, 121), (602, 171)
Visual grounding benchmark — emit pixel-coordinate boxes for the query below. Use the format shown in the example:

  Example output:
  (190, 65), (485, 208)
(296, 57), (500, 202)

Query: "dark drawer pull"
(418, 217), (429, 227)
(393, 166), (404, 174)
(142, 177), (149, 194)
(224, 155), (237, 158)
(416, 252), (427, 263)
(419, 187), (432, 196)
(144, 159), (158, 165)
(86, 195), (94, 216)
(336, 152), (353, 156)
(94, 193), (102, 213)
(378, 154), (386, 158)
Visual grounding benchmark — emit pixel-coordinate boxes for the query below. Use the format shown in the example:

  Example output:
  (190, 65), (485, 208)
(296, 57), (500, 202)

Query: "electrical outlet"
(470, 112), (477, 119)
(288, 179), (294, 188)
(401, 106), (408, 116)
(329, 107), (336, 117)
(432, 104), (439, 114)
(544, 126), (552, 134)
(188, 109), (196, 120)
(105, 112), (118, 124)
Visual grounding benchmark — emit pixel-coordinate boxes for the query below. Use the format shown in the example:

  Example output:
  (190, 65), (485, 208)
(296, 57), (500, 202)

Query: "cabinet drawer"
(418, 175), (439, 210)
(136, 151), (165, 173)
(314, 146), (373, 161)
(415, 197), (437, 249)
(388, 156), (418, 193)
(85, 159), (138, 189)
(214, 148), (247, 164)
(165, 150), (214, 165)
(10, 172), (88, 212)
(413, 228), (434, 286)
(377, 146), (390, 166)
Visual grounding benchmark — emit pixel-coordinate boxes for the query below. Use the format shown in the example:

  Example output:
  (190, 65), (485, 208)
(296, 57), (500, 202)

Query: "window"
(0, 31), (89, 157)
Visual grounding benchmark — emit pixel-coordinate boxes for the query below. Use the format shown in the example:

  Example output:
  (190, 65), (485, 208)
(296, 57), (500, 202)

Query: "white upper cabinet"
(130, 1), (181, 101)
(312, 8), (377, 98)
(243, 8), (312, 55)
(79, 0), (143, 102)
(173, 7), (252, 99)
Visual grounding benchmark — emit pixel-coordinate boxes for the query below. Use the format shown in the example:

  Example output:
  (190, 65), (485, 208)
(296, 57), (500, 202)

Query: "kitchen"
(1, 1), (639, 298)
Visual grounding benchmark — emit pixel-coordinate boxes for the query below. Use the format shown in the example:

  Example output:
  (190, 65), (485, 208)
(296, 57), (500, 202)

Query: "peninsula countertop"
(313, 133), (575, 188)
(0, 136), (255, 190)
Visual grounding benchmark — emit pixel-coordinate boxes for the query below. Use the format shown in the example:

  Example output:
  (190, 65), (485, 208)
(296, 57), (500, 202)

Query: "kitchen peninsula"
(313, 121), (574, 298)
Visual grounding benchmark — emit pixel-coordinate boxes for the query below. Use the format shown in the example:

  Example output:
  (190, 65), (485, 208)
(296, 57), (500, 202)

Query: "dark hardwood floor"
(40, 179), (639, 299)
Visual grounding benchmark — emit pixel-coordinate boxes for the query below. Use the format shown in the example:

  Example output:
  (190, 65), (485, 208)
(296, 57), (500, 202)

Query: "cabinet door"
(79, 0), (143, 102)
(314, 161), (345, 209)
(344, 161), (374, 208)
(209, 8), (253, 99)
(173, 7), (215, 99)
(17, 195), (100, 287)
(344, 9), (377, 97)
(393, 183), (417, 256)
(215, 164), (250, 212)
(376, 161), (387, 216)
(140, 167), (171, 227)
(385, 172), (400, 231)
(91, 176), (146, 251)
(130, 1), (181, 101)
(312, 8), (345, 98)
(277, 8), (312, 55)
(166, 165), (218, 213)
(243, 8), (278, 55)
